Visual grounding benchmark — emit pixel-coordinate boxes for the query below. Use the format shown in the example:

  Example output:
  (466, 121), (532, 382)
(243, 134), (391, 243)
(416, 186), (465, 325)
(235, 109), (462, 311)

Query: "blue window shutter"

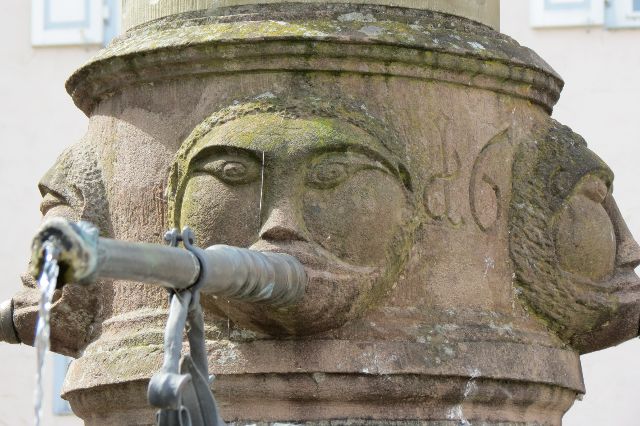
(32, 0), (104, 46)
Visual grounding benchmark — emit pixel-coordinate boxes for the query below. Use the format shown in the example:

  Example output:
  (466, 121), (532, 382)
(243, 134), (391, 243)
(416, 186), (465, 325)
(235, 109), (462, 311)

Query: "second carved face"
(510, 120), (640, 353)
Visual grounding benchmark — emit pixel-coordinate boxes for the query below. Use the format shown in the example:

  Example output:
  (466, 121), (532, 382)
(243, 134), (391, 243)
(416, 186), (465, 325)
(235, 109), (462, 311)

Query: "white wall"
(0, 1), (98, 424)
(500, 2), (640, 425)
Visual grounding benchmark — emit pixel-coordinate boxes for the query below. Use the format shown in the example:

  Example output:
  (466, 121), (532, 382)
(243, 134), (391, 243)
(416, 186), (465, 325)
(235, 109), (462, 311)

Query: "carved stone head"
(510, 120), (640, 353)
(167, 98), (416, 335)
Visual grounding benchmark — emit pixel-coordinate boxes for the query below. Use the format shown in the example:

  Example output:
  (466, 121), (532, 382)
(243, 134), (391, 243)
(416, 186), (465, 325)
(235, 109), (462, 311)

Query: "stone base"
(233, 422), (543, 426)
(66, 373), (575, 426)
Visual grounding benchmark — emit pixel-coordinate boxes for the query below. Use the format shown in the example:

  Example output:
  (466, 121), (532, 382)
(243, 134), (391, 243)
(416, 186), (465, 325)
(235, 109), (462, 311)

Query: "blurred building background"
(0, 1), (637, 424)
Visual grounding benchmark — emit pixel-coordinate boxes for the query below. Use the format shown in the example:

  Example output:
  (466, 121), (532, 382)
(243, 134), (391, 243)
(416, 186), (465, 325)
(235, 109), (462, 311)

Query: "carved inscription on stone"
(469, 128), (509, 233)
(424, 125), (511, 234)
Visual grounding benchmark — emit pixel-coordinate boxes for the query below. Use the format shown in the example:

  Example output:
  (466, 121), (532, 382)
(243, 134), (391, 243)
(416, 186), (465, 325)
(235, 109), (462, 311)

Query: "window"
(605, 0), (640, 28)
(32, 0), (121, 46)
(531, 0), (640, 29)
(545, 0), (591, 10)
(530, 0), (605, 27)
(103, 0), (121, 46)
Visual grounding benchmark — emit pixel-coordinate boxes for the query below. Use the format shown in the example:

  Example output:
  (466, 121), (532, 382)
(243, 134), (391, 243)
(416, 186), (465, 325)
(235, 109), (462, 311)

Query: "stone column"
(121, 0), (500, 31)
(6, 1), (640, 425)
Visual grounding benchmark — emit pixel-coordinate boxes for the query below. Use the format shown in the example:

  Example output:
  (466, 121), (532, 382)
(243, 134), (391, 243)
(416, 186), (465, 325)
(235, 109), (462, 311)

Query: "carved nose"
(604, 196), (640, 269)
(259, 204), (307, 242)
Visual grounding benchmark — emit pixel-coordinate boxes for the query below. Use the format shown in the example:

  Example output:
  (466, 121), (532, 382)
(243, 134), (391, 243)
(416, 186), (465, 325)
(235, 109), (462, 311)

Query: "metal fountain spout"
(0, 217), (308, 426)
(25, 218), (307, 304)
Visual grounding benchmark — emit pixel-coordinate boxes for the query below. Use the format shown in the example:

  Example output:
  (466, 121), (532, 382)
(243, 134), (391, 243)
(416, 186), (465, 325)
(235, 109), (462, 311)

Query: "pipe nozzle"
(30, 218), (99, 286)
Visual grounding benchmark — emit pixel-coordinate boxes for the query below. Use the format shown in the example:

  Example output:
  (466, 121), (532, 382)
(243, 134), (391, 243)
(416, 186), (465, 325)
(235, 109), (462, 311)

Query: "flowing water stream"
(34, 240), (61, 426)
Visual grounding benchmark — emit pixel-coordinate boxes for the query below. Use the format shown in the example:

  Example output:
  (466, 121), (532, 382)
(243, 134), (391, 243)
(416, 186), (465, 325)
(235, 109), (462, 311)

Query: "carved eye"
(555, 176), (616, 281)
(306, 161), (349, 189)
(306, 152), (391, 190)
(195, 158), (260, 185)
(220, 161), (247, 180)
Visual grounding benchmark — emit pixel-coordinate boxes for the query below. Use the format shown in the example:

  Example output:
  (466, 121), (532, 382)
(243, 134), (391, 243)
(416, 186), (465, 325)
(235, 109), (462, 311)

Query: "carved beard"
(208, 238), (387, 336)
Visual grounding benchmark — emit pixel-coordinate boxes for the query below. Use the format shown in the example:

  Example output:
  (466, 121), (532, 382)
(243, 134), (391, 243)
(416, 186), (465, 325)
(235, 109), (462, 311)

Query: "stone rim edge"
(66, 5), (563, 116)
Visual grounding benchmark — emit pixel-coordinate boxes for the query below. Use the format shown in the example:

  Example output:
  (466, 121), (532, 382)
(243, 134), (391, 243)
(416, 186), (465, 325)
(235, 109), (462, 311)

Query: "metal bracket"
(148, 228), (226, 426)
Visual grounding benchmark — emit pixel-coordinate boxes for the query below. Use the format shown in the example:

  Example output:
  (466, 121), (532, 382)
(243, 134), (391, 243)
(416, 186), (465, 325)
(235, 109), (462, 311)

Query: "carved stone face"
(510, 121), (640, 352)
(554, 181), (640, 351)
(169, 108), (414, 335)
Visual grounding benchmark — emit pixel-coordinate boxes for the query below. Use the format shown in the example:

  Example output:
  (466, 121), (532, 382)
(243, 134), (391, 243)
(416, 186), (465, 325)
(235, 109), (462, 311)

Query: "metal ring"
(180, 227), (209, 293)
(163, 228), (181, 248)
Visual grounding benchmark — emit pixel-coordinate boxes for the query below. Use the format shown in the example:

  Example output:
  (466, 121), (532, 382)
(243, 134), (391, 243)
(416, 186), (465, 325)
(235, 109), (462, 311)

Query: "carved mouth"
(606, 268), (640, 293)
(249, 239), (376, 277)
(569, 268), (640, 294)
